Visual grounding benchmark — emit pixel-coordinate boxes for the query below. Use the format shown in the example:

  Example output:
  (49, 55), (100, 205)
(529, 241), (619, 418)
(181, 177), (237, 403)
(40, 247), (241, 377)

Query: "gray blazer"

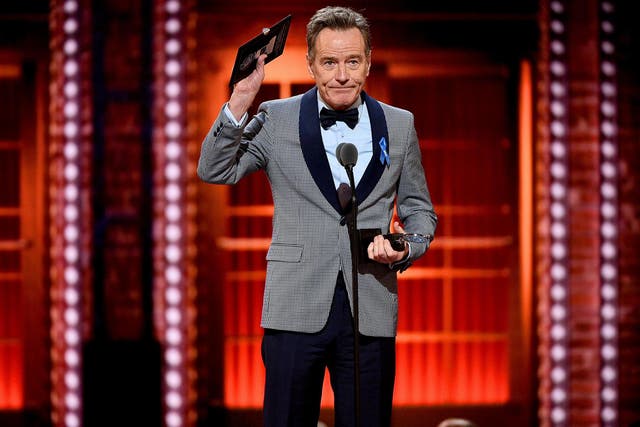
(198, 88), (437, 337)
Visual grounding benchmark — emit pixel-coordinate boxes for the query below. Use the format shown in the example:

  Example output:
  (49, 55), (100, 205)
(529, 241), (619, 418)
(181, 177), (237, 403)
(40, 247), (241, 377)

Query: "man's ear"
(306, 55), (315, 77)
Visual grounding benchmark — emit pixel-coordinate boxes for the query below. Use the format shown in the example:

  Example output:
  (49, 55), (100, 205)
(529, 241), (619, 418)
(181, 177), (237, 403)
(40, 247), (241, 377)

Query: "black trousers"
(261, 273), (396, 427)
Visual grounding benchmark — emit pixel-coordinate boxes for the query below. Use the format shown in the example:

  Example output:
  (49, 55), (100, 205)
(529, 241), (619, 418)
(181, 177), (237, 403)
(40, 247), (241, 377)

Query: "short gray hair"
(306, 6), (371, 60)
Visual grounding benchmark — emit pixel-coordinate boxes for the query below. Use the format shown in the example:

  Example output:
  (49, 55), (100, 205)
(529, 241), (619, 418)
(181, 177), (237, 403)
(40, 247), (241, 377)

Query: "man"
(198, 6), (437, 427)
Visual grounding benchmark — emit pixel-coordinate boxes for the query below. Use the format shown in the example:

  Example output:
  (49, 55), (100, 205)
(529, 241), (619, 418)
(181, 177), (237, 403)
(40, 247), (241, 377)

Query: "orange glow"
(518, 59), (534, 396)
(0, 64), (21, 78)
(224, 340), (264, 408)
(0, 342), (23, 408)
(223, 298), (511, 408)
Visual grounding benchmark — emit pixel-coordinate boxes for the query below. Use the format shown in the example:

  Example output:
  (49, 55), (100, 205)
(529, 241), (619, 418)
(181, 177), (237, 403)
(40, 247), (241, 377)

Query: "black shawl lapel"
(356, 91), (388, 204)
(299, 88), (344, 214)
(298, 88), (389, 214)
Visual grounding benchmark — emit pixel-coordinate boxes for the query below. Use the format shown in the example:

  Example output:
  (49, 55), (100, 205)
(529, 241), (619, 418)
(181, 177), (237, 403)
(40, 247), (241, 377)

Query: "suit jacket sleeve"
(197, 104), (270, 184)
(393, 111), (438, 270)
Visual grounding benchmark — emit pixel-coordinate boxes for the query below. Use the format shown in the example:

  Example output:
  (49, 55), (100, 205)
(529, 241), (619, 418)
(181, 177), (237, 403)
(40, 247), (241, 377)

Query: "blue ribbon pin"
(379, 137), (390, 166)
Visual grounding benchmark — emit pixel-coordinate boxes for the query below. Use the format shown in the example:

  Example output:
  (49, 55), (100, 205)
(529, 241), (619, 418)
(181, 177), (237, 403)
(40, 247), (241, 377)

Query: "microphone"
(336, 142), (358, 168)
(336, 141), (362, 426)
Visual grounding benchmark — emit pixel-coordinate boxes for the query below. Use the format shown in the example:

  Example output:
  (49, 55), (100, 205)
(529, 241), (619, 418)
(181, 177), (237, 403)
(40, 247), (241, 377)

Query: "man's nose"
(335, 64), (349, 81)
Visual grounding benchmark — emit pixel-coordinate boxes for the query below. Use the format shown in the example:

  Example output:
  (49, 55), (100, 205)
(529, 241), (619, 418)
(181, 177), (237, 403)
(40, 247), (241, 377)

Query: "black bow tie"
(319, 107), (359, 130)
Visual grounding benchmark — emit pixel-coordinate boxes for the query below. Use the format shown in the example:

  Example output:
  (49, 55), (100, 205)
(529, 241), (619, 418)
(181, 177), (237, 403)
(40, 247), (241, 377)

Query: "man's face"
(307, 27), (371, 111)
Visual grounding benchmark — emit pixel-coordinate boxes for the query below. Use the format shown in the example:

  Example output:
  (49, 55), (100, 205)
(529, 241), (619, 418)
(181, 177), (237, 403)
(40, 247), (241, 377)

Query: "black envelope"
(229, 15), (292, 88)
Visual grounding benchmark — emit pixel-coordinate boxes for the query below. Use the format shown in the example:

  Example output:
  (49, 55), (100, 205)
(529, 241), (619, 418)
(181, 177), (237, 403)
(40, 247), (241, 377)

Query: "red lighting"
(0, 343), (23, 408)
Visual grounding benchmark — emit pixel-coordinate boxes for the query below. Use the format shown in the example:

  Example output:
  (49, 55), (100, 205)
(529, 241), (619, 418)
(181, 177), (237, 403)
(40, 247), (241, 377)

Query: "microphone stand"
(344, 165), (361, 427)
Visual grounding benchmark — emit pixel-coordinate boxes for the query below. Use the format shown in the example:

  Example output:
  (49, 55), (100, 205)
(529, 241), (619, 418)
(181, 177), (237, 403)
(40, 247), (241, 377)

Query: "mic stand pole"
(345, 165), (361, 427)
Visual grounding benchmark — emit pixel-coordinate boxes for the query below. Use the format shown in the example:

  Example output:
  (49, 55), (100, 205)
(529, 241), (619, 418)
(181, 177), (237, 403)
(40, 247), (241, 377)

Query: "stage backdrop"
(201, 50), (530, 410)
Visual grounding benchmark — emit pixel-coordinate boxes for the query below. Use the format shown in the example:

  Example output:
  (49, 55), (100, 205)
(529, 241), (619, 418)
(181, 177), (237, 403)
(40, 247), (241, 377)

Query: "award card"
(229, 15), (292, 87)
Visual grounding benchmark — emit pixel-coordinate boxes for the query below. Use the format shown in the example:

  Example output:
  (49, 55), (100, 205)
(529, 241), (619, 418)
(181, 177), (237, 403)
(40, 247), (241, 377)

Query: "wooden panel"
(0, 79), (21, 140)
(0, 72), (23, 409)
(0, 59), (48, 413)
(0, 149), (19, 207)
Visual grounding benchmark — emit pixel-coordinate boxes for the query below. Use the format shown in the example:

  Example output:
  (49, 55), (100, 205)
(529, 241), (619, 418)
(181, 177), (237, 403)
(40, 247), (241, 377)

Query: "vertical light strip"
(153, 1), (197, 426)
(518, 59), (534, 401)
(598, 1), (619, 426)
(546, 1), (570, 425)
(49, 0), (90, 426)
(536, 2), (553, 424)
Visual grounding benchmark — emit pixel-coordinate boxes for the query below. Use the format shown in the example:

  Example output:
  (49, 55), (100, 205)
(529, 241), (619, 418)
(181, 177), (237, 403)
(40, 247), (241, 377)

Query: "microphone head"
(336, 142), (358, 167)
(335, 142), (344, 162)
